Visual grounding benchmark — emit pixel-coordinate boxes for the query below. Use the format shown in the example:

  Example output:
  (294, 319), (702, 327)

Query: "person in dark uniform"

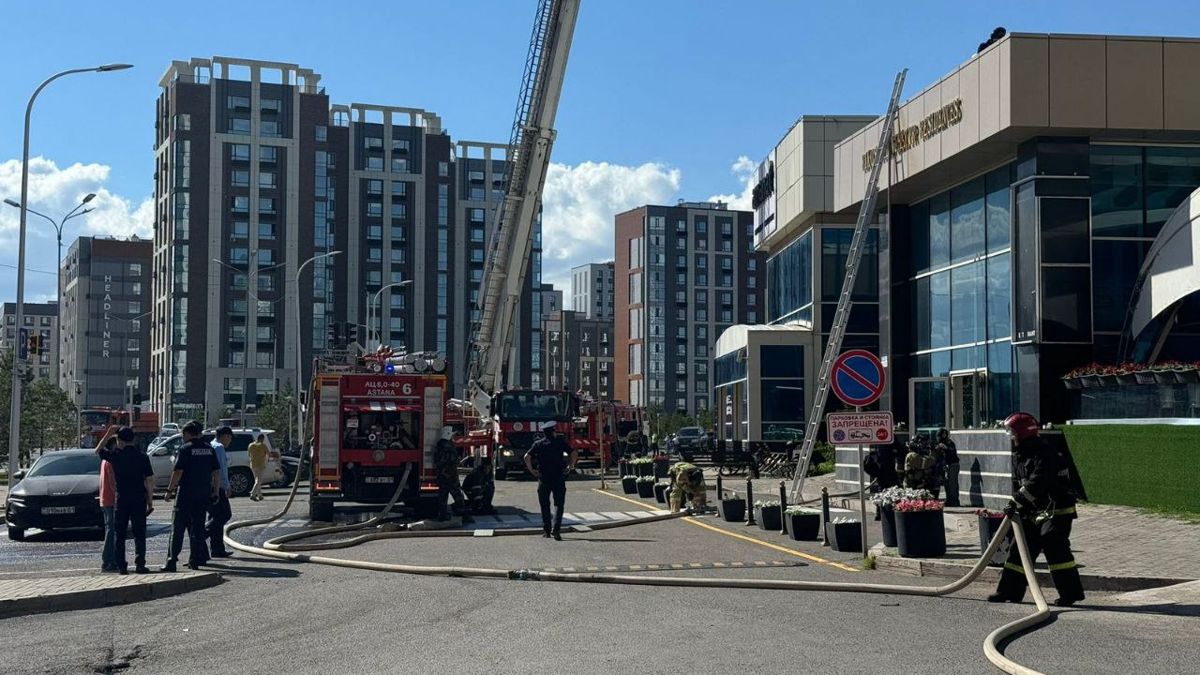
(433, 426), (466, 521)
(162, 421), (220, 572)
(205, 426), (234, 558)
(461, 455), (497, 515)
(524, 421), (577, 540)
(988, 412), (1085, 607)
(936, 428), (961, 507)
(96, 427), (155, 574)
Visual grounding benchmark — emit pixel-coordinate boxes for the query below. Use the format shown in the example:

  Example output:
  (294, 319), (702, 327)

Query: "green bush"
(1062, 425), (1200, 516)
(808, 441), (836, 476)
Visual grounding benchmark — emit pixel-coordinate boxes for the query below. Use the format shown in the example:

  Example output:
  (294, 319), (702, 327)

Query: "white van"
(147, 428), (284, 497)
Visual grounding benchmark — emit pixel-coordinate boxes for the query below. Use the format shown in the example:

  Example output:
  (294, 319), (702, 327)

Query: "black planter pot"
(1134, 371), (1156, 385)
(827, 521), (862, 552)
(720, 499), (745, 523)
(1153, 371), (1175, 385)
(653, 459), (670, 479)
(1175, 370), (1200, 384)
(1062, 378), (1081, 390)
(653, 482), (670, 504)
(636, 481), (656, 498)
(786, 512), (821, 541)
(621, 477), (638, 495)
(896, 510), (947, 558)
(756, 505), (782, 531)
(1116, 373), (1137, 386)
(978, 515), (1010, 567)
(879, 506), (898, 547)
(635, 463), (654, 478)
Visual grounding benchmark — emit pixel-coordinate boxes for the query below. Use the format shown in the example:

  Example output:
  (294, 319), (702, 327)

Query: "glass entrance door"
(949, 369), (989, 429)
(909, 377), (949, 441)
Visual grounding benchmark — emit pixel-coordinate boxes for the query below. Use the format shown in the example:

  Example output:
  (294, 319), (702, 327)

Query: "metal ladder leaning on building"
(788, 70), (907, 503)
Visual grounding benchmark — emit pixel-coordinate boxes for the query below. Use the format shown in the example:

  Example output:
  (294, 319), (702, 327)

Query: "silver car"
(148, 428), (284, 497)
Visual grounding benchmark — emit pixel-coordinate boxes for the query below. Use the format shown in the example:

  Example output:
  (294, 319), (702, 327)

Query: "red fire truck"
(80, 407), (161, 449)
(571, 401), (644, 469)
(491, 389), (579, 479)
(307, 354), (449, 521)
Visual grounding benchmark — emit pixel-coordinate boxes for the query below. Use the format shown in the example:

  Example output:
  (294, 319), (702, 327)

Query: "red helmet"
(1003, 412), (1039, 441)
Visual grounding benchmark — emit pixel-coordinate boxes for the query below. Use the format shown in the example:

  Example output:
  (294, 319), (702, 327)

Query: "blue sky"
(2, 0), (1199, 299)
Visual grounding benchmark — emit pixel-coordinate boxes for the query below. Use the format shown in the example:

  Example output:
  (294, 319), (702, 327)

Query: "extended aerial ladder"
(788, 71), (907, 503)
(466, 0), (580, 416)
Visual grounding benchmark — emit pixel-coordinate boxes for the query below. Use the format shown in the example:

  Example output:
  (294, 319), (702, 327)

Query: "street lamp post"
(8, 63), (132, 486)
(367, 280), (412, 350)
(294, 252), (341, 464)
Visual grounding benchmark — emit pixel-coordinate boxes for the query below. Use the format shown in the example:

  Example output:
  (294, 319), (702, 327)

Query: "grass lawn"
(1063, 425), (1200, 518)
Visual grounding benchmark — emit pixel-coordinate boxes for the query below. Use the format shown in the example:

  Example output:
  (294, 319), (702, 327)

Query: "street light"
(8, 63), (133, 487)
(294, 251), (341, 463)
(367, 279), (412, 350)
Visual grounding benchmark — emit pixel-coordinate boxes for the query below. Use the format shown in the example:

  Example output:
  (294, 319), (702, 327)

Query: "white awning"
(1132, 187), (1200, 338)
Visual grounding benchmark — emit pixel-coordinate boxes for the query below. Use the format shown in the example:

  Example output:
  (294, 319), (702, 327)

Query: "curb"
(0, 572), (222, 620)
(873, 554), (1192, 592)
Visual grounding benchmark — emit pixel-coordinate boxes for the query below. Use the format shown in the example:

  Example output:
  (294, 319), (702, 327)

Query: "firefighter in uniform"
(461, 455), (496, 515)
(433, 427), (466, 521)
(989, 412), (1086, 607)
(667, 461), (707, 512)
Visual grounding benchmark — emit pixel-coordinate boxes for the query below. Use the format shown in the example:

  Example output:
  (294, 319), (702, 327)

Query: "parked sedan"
(667, 426), (708, 461)
(5, 449), (104, 541)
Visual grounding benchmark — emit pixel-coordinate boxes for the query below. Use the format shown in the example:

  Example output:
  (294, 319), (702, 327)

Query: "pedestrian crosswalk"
(466, 509), (671, 530)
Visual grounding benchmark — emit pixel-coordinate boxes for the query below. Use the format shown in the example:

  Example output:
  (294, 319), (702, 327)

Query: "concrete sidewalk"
(0, 570), (221, 619)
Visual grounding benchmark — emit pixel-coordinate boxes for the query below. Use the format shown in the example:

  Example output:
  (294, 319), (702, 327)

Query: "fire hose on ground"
(225, 454), (1050, 675)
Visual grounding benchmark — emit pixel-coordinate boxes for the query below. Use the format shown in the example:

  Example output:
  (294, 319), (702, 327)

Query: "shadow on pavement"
(201, 562), (301, 578)
(1086, 603), (1200, 618)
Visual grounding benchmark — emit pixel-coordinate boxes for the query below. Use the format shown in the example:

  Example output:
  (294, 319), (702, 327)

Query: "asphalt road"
(2, 476), (1196, 674)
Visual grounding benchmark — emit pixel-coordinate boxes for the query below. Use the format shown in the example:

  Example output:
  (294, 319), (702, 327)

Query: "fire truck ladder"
(788, 70), (907, 503)
(467, 0), (579, 414)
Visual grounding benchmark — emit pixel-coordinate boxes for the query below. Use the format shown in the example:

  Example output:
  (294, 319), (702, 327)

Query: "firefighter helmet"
(1003, 412), (1040, 441)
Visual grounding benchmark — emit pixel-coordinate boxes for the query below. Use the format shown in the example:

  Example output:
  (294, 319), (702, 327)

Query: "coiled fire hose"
(226, 453), (1050, 675)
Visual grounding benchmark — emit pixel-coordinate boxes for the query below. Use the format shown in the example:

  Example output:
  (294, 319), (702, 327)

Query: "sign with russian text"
(826, 411), (894, 446)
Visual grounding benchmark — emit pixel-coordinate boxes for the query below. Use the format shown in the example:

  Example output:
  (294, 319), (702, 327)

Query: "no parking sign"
(830, 350), (886, 408)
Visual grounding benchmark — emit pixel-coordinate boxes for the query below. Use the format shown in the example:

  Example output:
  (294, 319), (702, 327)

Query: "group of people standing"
(97, 422), (240, 574)
(863, 427), (961, 506)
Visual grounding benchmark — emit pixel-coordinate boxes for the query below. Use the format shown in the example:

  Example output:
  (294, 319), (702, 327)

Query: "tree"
(255, 383), (296, 450)
(0, 350), (77, 467)
(645, 403), (665, 444)
(695, 407), (715, 432)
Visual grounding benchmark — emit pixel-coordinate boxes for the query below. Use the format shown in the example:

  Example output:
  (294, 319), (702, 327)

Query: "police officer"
(205, 426), (234, 558)
(96, 427), (154, 574)
(936, 428), (961, 507)
(433, 427), (467, 521)
(461, 455), (497, 515)
(667, 461), (707, 513)
(524, 421), (577, 540)
(988, 412), (1085, 607)
(162, 421), (220, 572)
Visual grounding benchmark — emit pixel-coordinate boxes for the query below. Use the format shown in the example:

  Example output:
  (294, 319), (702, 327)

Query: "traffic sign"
(17, 328), (28, 361)
(830, 349), (886, 407)
(826, 411), (894, 446)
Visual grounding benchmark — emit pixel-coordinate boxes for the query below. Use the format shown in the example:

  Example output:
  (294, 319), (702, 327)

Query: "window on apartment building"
(391, 224), (406, 241)
(720, 273), (732, 287)
(366, 156), (384, 171)
(227, 95), (250, 110)
(261, 98), (281, 114)
(128, 263), (142, 277)
(748, 258), (757, 272)
(257, 249), (274, 265)
(471, 268), (483, 281)
(720, 219), (733, 236)
(128, 301), (141, 315)
(367, 224), (382, 240)
(173, 113), (191, 131)
(229, 118), (251, 135)
(230, 248), (249, 264)
(364, 136), (383, 150)
(720, 256), (732, 270)
(392, 182), (407, 198)
(720, 292), (732, 306)
(392, 139), (410, 153)
(695, 217), (708, 234)
(747, 311), (758, 323)
(675, 308), (687, 321)
(366, 179), (383, 195)
(470, 227), (484, 243)
(695, 255), (707, 269)
(230, 221), (248, 239)
(259, 171), (277, 188)
(676, 219), (687, 233)
(748, 277), (757, 288)
(391, 203), (406, 219)
(470, 249), (484, 263)
(368, 248), (382, 262)
(367, 270), (381, 285)
(261, 120), (280, 137)
(260, 197), (276, 214)
(391, 158), (409, 173)
(747, 294), (757, 306)
(697, 326), (707, 341)
(675, 254), (687, 268)
(315, 125), (327, 141)
(390, 248), (405, 263)
(720, 240), (732, 252)
(232, 273), (247, 289)
(721, 310), (732, 323)
(696, 238), (708, 251)
(230, 170), (249, 187)
(258, 146), (278, 164)
(438, 161), (449, 177)
(230, 144), (250, 162)
(696, 273), (707, 287)
(366, 202), (383, 217)
(695, 344), (708, 358)
(131, 282), (142, 296)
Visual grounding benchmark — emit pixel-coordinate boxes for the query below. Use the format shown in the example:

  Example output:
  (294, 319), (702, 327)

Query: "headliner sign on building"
(861, 98), (963, 171)
(100, 275), (118, 359)
(750, 150), (777, 249)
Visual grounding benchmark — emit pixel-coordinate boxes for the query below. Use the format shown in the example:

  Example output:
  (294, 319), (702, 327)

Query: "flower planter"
(1134, 371), (1156, 385)
(786, 512), (821, 541)
(827, 521), (862, 552)
(1062, 378), (1081, 390)
(653, 482), (670, 504)
(978, 515), (1010, 567)
(1116, 373), (1137, 386)
(653, 459), (670, 479)
(1098, 374), (1118, 387)
(621, 477), (638, 495)
(1153, 371), (1175, 385)
(895, 510), (947, 558)
(879, 506), (898, 547)
(1174, 370), (1200, 384)
(755, 505), (782, 531)
(719, 498), (745, 523)
(634, 463), (654, 478)
(1080, 375), (1103, 388)
(636, 481), (656, 498)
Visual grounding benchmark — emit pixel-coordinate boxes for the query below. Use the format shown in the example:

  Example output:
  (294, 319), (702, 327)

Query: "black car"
(667, 427), (708, 461)
(5, 449), (104, 541)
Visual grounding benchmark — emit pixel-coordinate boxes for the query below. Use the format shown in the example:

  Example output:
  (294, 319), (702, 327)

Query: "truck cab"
(491, 389), (577, 479)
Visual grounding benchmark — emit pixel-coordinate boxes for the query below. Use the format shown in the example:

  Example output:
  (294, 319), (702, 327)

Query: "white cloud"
(705, 155), (758, 212)
(0, 157), (151, 299)
(540, 160), (681, 295)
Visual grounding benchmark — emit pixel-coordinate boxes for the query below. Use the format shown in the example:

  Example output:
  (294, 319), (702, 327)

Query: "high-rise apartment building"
(543, 309), (614, 400)
(59, 236), (153, 409)
(570, 261), (614, 319)
(614, 202), (763, 416)
(151, 57), (540, 421)
(1, 302), (59, 383)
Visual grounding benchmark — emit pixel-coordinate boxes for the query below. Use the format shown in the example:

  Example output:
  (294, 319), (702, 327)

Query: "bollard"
(779, 481), (789, 535)
(745, 477), (756, 526)
(716, 472), (723, 501)
(821, 486), (831, 547)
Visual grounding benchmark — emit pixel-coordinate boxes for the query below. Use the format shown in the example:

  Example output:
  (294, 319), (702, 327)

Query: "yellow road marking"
(591, 488), (859, 573)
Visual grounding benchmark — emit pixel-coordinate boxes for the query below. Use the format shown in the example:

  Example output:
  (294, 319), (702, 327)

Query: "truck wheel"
(7, 525), (25, 542)
(229, 468), (253, 498)
(309, 497), (334, 522)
